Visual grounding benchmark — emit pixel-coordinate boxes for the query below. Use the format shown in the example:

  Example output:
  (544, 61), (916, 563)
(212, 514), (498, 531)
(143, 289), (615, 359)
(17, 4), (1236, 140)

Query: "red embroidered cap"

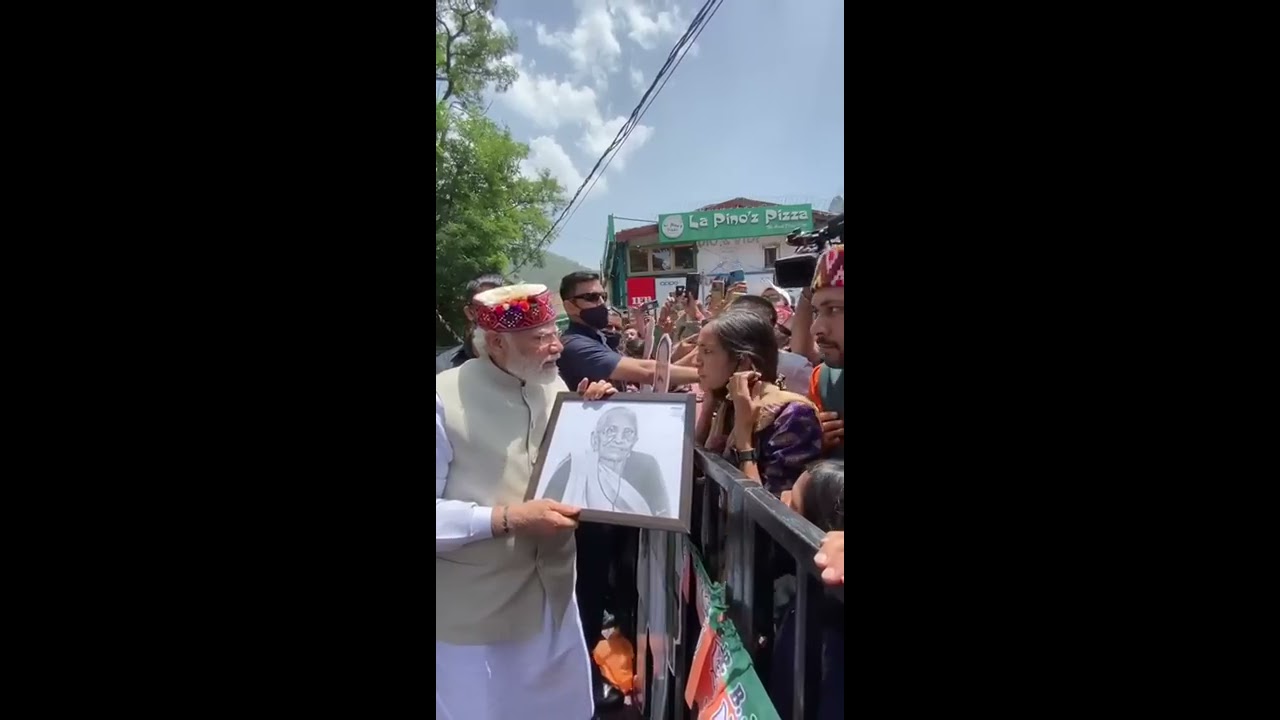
(811, 245), (845, 291)
(471, 283), (557, 332)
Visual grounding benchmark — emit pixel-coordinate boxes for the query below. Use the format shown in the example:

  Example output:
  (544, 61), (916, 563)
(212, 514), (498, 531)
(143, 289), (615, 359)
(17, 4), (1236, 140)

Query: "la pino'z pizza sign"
(658, 203), (814, 244)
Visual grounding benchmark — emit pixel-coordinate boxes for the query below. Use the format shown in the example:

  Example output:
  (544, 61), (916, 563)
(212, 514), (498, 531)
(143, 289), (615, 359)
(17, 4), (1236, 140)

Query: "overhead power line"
(511, 0), (725, 275)
(555, 0), (724, 245)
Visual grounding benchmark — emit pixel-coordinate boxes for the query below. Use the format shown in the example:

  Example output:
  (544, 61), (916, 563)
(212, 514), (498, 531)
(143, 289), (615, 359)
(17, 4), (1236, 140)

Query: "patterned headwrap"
(811, 245), (845, 290)
(471, 283), (557, 332)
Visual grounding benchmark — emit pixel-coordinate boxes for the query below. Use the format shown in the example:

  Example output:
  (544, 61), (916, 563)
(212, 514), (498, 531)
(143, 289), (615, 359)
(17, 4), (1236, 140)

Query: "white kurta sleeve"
(436, 393), (495, 552)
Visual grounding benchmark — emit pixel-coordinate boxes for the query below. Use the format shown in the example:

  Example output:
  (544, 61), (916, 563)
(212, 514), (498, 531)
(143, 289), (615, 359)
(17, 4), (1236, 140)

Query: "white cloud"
(629, 66), (645, 92)
(611, 0), (686, 50)
(499, 56), (655, 181)
(535, 1), (690, 88)
(522, 135), (607, 195)
(498, 54), (603, 129)
(578, 116), (655, 171)
(487, 13), (509, 36)
(494, 4), (667, 190)
(534, 0), (622, 90)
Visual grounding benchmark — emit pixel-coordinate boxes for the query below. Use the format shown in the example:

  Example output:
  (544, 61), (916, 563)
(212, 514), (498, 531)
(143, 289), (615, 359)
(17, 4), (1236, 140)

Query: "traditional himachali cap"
(811, 245), (845, 290)
(471, 283), (557, 332)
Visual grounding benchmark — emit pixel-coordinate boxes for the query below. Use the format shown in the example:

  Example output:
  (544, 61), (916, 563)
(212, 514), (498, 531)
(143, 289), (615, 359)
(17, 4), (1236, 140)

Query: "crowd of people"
(434, 244), (845, 719)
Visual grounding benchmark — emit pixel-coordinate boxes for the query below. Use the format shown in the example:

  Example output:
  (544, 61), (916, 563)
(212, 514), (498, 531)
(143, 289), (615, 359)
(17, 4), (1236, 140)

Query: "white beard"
(474, 329), (561, 385)
(509, 348), (561, 386)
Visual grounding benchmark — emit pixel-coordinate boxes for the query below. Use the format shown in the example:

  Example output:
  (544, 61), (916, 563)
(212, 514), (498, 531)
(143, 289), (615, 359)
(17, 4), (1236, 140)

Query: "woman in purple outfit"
(691, 309), (824, 496)
(693, 309), (833, 717)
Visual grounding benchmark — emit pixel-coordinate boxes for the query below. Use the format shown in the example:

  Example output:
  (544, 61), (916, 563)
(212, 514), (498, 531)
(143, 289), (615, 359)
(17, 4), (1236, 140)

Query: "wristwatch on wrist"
(731, 447), (758, 464)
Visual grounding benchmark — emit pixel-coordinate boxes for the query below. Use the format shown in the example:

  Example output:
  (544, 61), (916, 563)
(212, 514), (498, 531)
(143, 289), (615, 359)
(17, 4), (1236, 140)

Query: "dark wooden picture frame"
(527, 392), (696, 534)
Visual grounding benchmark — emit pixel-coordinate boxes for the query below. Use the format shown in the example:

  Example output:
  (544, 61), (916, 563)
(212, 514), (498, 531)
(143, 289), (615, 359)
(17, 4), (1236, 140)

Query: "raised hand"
(672, 334), (698, 361)
(727, 371), (763, 449)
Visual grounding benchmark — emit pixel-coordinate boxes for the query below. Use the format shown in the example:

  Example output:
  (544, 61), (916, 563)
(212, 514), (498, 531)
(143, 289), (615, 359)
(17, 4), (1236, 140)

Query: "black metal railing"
(641, 447), (843, 720)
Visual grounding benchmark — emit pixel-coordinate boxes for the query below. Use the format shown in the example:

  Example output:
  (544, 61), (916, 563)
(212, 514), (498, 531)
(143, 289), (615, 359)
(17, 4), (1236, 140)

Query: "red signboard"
(627, 277), (656, 306)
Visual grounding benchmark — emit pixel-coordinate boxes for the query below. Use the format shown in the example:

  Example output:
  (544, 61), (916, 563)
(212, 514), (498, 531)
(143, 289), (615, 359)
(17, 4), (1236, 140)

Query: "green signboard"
(657, 203), (814, 244)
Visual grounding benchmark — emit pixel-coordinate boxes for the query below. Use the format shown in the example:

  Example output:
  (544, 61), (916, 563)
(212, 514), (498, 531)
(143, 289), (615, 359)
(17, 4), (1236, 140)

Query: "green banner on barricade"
(700, 672), (779, 720)
(689, 540), (723, 629)
(682, 543), (782, 720)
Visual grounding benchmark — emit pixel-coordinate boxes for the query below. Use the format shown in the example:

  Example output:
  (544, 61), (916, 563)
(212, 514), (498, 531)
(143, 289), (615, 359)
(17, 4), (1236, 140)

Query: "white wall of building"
(694, 235), (807, 292)
(696, 235), (792, 276)
(630, 235), (809, 305)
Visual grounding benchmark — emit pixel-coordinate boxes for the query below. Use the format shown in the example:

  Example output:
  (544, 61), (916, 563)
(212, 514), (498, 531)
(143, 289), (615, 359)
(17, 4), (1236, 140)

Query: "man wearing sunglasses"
(556, 272), (701, 392)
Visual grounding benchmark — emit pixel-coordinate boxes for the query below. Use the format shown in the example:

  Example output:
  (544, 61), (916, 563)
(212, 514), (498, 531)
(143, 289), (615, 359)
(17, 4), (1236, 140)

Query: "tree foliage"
(435, 0), (565, 343)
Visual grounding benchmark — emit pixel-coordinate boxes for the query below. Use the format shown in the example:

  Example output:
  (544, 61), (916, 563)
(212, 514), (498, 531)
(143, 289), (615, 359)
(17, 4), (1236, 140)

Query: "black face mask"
(579, 304), (611, 330)
(602, 329), (621, 351)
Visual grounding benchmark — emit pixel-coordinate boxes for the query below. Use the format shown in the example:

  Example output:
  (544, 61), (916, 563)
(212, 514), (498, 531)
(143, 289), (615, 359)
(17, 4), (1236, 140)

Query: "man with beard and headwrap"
(542, 406), (671, 517)
(435, 283), (617, 720)
(793, 245), (845, 460)
(789, 246), (848, 640)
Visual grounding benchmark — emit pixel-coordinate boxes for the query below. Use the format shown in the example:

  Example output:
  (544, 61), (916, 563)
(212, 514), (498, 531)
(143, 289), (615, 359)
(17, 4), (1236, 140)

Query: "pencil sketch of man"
(544, 407), (671, 517)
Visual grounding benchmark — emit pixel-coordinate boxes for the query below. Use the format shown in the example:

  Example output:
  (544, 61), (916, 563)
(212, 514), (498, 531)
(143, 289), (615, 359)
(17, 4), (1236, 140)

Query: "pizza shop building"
(601, 197), (833, 308)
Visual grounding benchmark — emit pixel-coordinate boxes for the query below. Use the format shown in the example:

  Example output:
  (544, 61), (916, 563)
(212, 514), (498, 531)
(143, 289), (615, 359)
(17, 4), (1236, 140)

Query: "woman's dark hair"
(625, 338), (645, 358)
(800, 459), (844, 532)
(728, 294), (778, 326)
(706, 309), (780, 384)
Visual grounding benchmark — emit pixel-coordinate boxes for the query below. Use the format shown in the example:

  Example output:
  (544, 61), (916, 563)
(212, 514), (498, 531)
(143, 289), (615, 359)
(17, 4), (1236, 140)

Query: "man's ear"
(488, 333), (507, 354)
(463, 307), (476, 323)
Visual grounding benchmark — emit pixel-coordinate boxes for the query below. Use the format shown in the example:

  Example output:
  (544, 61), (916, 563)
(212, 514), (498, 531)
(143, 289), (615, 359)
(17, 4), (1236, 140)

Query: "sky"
(481, 0), (844, 269)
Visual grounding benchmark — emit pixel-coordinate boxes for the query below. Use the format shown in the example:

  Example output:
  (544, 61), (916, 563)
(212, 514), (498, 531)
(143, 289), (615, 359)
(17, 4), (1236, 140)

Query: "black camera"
(772, 212), (844, 288)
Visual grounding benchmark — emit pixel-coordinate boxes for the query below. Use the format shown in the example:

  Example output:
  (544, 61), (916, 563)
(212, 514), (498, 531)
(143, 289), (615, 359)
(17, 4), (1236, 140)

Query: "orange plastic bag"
(592, 632), (636, 694)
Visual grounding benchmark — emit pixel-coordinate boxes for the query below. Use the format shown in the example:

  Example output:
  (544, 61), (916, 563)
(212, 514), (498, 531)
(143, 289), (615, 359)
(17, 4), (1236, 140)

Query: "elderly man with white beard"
(435, 283), (616, 720)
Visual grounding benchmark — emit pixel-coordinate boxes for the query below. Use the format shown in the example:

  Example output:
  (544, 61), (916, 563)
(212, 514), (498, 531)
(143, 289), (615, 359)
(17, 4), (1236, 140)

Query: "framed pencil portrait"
(527, 392), (696, 533)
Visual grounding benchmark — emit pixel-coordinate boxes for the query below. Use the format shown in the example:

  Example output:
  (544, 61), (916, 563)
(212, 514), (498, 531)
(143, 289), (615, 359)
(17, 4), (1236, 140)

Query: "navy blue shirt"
(557, 321), (623, 391)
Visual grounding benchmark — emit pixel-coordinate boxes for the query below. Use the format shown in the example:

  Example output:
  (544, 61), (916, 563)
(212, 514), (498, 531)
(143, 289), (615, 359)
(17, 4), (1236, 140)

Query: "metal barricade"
(640, 447), (844, 720)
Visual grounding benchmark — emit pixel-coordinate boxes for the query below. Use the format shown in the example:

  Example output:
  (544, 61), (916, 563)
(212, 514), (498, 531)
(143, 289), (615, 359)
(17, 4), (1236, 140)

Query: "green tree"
(436, 0), (565, 344)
